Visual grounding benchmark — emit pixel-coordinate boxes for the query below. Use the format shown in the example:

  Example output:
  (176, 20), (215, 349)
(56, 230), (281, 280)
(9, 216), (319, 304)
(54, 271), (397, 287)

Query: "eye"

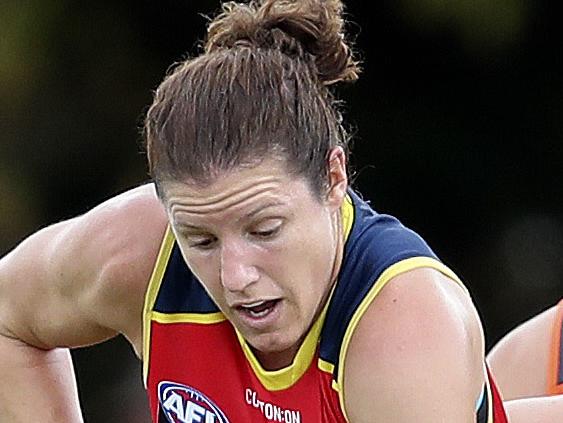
(250, 220), (283, 239)
(187, 235), (217, 250)
(252, 228), (278, 238)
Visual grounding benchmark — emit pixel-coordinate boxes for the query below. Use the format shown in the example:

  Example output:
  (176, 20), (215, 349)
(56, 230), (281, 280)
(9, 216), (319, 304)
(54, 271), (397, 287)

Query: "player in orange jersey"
(487, 300), (563, 421)
(488, 300), (563, 398)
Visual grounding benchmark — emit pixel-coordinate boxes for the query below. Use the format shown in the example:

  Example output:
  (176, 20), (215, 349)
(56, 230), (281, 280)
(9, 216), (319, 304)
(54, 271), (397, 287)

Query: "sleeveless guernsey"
(143, 190), (508, 422)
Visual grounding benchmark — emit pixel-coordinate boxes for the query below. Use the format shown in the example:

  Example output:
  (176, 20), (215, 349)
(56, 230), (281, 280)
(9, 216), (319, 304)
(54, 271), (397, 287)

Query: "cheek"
(181, 252), (221, 291)
(293, 222), (334, 265)
(280, 230), (334, 286)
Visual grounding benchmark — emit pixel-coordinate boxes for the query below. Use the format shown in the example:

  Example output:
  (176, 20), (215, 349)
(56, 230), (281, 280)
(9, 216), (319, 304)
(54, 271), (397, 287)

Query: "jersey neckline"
(231, 195), (355, 391)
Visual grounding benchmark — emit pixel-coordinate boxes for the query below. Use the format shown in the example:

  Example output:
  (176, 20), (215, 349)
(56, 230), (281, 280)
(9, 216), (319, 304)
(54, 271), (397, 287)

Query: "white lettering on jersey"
(244, 388), (301, 423)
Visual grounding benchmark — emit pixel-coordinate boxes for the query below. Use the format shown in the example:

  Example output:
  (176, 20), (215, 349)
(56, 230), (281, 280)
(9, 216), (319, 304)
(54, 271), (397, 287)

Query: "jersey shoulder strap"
(319, 190), (464, 391)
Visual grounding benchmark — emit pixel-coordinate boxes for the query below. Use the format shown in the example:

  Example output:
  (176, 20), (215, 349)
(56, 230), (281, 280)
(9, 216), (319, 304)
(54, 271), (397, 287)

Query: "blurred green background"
(1, 0), (562, 421)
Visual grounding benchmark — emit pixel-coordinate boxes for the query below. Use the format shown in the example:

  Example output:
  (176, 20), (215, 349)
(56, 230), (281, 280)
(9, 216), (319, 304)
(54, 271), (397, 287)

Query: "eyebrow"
(243, 201), (286, 220)
(174, 201), (287, 232)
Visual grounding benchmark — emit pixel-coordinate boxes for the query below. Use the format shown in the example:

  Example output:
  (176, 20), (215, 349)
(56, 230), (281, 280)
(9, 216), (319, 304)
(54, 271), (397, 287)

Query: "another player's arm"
(486, 305), (557, 400)
(503, 395), (563, 423)
(0, 184), (167, 422)
(343, 268), (486, 423)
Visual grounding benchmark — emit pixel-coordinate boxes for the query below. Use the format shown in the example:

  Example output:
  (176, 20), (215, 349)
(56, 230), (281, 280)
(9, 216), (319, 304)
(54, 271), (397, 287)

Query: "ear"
(326, 146), (348, 208)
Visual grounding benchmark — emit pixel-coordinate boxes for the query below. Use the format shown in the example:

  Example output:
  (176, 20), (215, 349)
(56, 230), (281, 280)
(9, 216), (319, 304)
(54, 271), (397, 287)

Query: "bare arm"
(486, 304), (563, 421)
(504, 395), (563, 423)
(343, 268), (486, 422)
(0, 184), (167, 422)
(487, 305), (557, 400)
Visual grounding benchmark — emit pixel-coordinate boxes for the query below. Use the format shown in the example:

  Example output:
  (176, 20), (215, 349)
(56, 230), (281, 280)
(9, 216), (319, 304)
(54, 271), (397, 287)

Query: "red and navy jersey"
(548, 299), (563, 395)
(142, 190), (507, 422)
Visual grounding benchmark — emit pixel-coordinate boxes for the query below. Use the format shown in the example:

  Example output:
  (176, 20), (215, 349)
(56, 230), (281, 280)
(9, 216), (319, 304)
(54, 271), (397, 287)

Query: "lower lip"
(236, 300), (282, 330)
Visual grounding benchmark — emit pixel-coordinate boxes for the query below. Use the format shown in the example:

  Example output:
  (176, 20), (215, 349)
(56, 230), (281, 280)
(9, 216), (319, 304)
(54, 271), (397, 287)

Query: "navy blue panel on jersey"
(153, 189), (439, 381)
(476, 385), (488, 423)
(319, 190), (438, 382)
(153, 244), (219, 314)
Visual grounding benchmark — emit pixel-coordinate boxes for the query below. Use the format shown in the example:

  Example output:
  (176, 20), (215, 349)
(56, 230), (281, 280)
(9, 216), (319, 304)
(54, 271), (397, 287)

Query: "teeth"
(248, 308), (270, 318)
(241, 301), (266, 309)
(238, 300), (277, 318)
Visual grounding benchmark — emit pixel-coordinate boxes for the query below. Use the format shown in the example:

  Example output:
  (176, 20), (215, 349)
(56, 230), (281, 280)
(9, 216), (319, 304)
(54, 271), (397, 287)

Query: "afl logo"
(158, 381), (230, 423)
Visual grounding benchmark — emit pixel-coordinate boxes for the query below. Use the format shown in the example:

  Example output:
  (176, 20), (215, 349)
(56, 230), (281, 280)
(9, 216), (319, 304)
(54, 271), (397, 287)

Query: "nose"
(220, 239), (259, 293)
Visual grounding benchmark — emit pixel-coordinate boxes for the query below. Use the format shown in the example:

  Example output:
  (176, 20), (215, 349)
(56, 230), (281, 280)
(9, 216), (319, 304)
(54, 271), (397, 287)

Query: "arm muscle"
(343, 268), (486, 422)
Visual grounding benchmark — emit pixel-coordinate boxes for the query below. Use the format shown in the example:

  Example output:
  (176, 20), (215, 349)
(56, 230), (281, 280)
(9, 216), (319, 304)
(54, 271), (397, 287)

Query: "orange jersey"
(143, 191), (508, 422)
(548, 299), (563, 395)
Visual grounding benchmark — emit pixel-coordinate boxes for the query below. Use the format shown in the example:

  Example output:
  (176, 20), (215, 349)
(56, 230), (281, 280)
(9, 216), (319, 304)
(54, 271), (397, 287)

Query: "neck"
(329, 207), (345, 289)
(253, 208), (346, 371)
(253, 344), (301, 371)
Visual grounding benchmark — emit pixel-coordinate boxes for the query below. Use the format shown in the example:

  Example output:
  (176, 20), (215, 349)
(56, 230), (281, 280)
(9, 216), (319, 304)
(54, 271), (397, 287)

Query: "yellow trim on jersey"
(142, 225), (175, 387)
(151, 311), (226, 325)
(335, 256), (467, 422)
(318, 359), (342, 392)
(318, 358), (335, 374)
(341, 194), (354, 241)
(234, 298), (330, 391)
(233, 196), (355, 391)
(141, 194), (355, 390)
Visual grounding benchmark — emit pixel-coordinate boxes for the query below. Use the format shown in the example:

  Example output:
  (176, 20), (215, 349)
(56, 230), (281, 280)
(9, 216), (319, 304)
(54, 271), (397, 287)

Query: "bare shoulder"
(342, 267), (485, 422)
(76, 183), (167, 280)
(0, 183), (168, 356)
(487, 303), (559, 399)
(69, 183), (168, 351)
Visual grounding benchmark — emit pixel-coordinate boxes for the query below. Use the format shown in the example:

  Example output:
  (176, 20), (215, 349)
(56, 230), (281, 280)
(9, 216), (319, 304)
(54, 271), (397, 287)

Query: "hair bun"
(205, 0), (360, 85)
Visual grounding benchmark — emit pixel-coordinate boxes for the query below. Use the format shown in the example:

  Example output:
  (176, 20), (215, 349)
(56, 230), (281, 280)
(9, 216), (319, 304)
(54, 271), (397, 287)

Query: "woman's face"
(164, 157), (347, 365)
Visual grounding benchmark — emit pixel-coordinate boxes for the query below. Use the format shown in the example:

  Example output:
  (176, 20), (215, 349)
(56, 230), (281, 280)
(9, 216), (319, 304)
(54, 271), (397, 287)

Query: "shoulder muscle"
(342, 267), (485, 423)
(0, 184), (167, 355)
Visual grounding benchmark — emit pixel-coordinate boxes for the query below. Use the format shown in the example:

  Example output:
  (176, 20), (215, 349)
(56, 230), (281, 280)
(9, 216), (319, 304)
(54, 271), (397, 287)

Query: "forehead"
(163, 160), (314, 221)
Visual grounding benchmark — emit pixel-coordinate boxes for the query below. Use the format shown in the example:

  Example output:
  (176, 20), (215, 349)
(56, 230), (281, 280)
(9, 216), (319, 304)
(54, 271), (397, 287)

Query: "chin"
(248, 332), (285, 351)
(247, 330), (298, 355)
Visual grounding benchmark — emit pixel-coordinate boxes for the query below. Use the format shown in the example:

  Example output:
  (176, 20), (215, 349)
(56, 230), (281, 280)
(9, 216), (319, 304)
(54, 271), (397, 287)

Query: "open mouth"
(238, 299), (280, 318)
